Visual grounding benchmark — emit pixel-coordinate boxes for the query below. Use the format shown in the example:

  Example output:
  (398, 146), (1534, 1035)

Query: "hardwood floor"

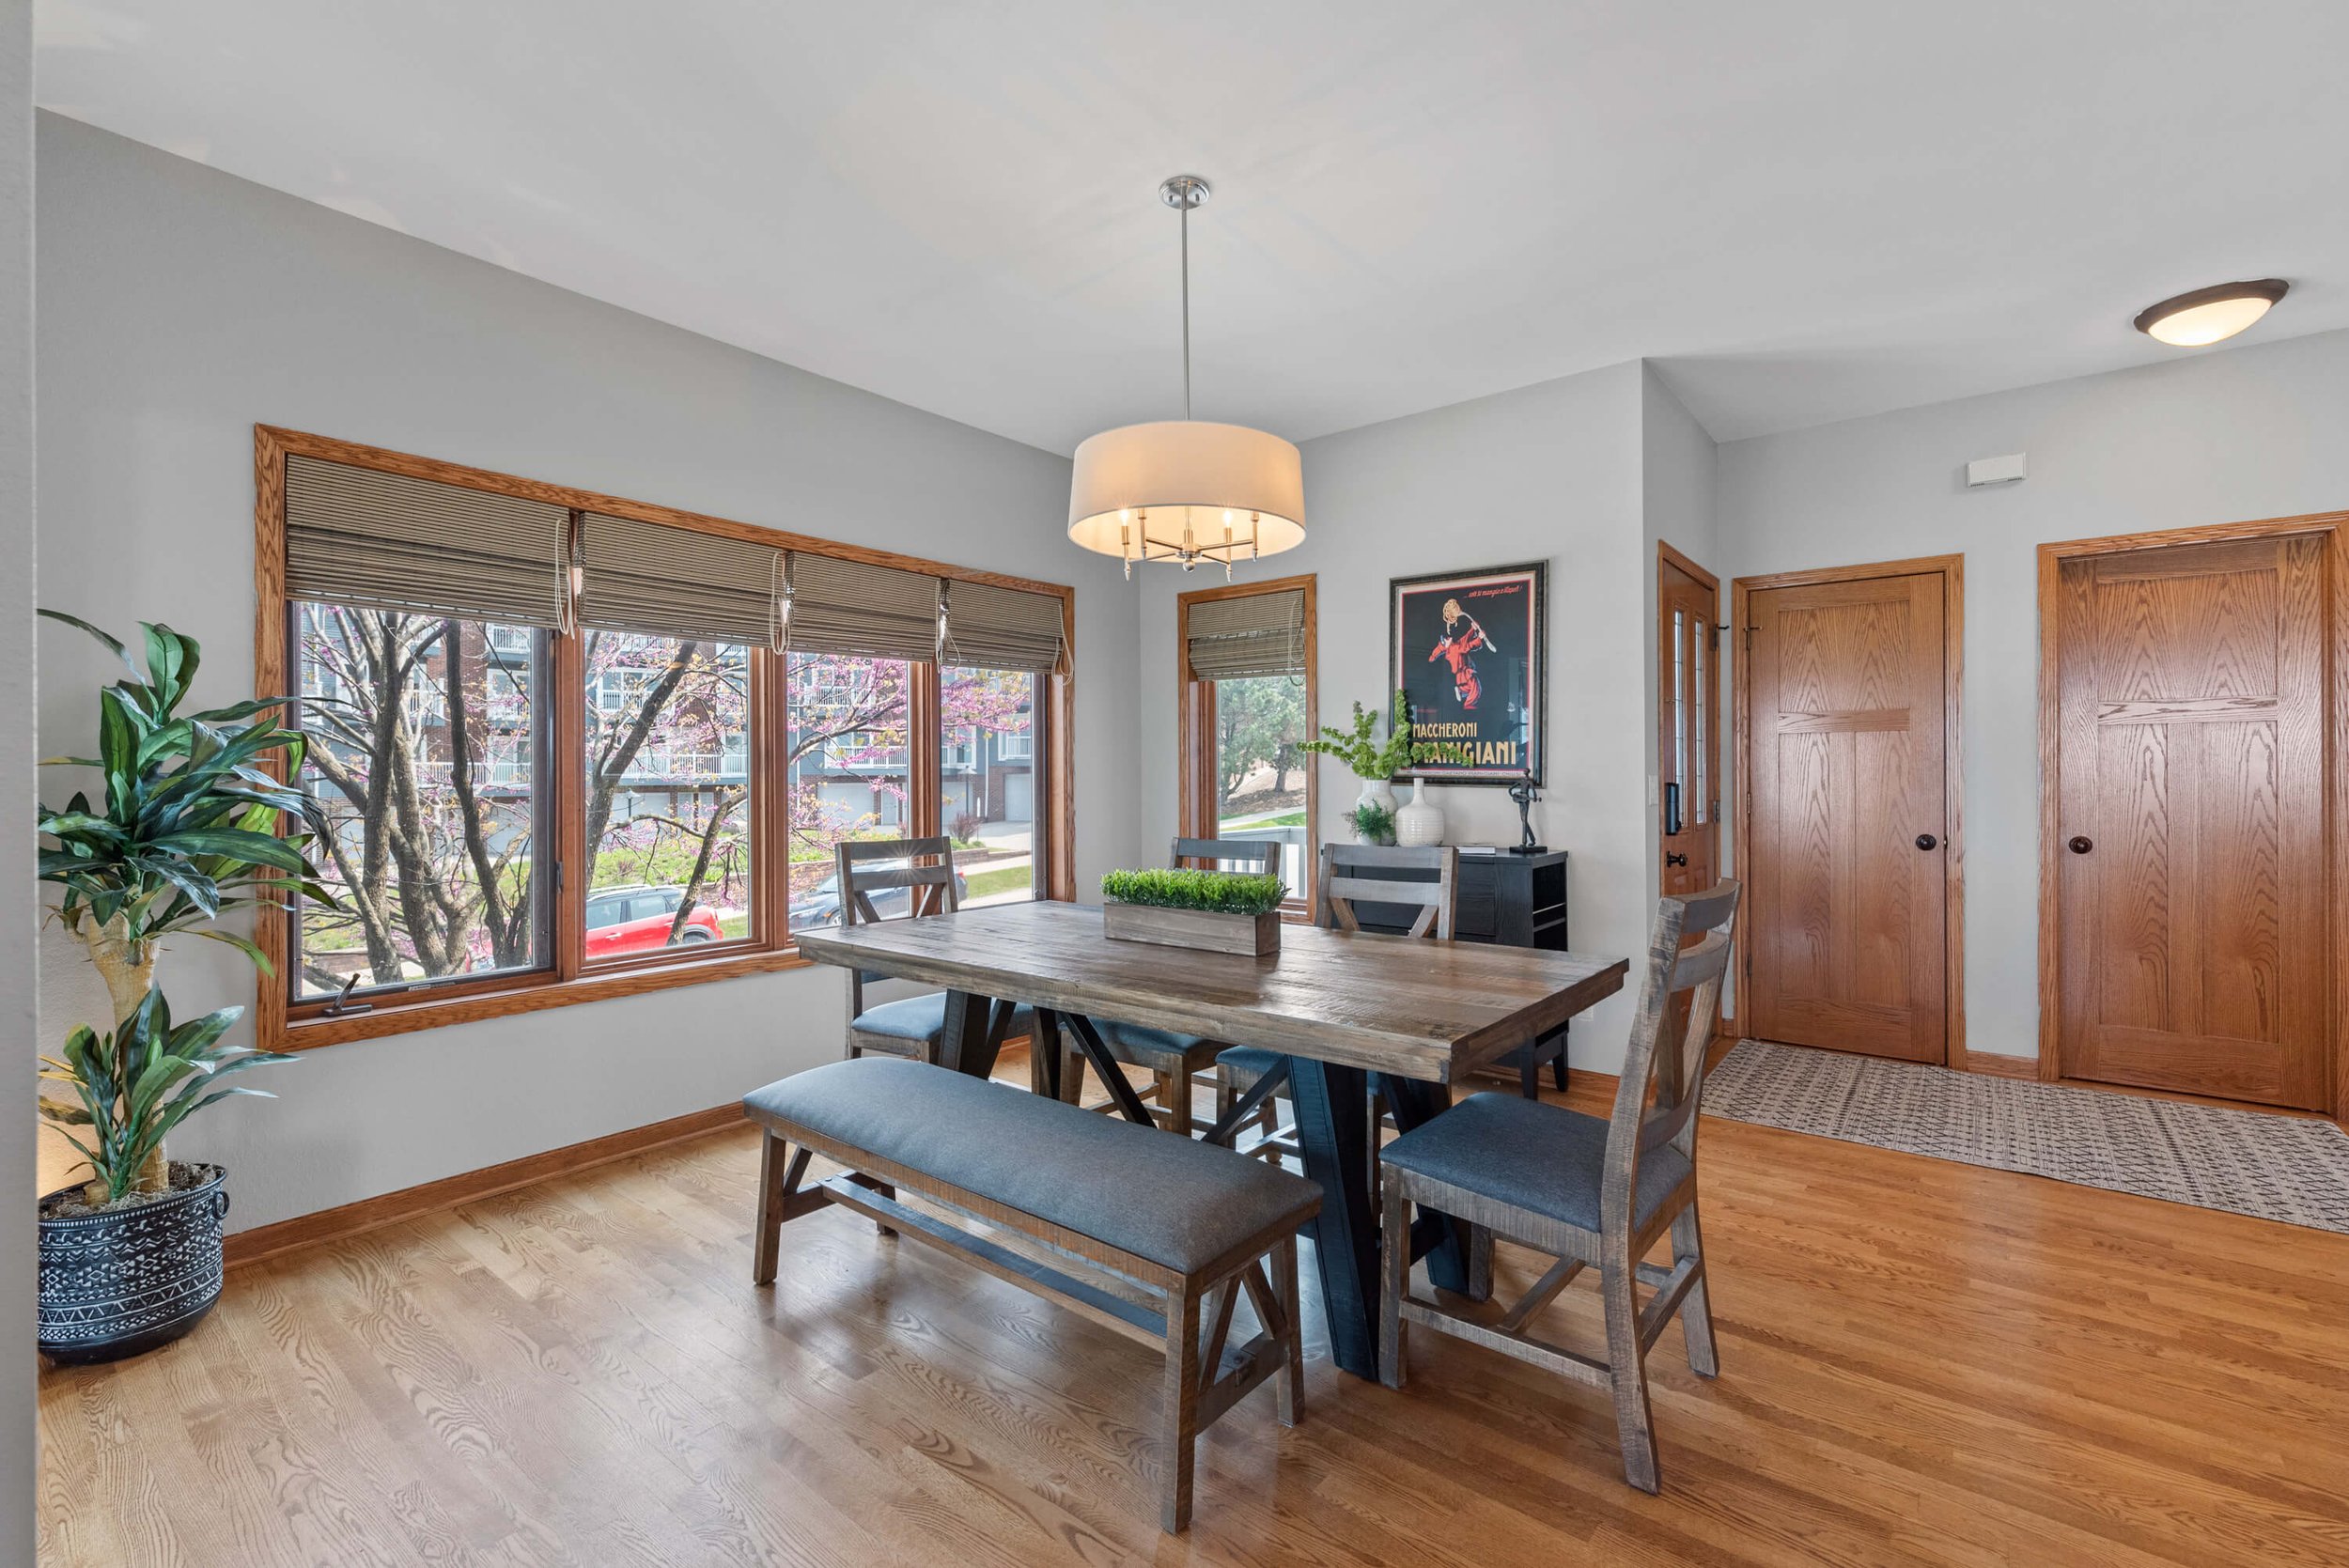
(39, 1066), (2349, 1566)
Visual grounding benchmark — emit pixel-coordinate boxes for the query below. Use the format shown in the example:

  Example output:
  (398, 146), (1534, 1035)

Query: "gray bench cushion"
(1378, 1093), (1691, 1236)
(744, 1057), (1320, 1274)
(854, 993), (1034, 1046)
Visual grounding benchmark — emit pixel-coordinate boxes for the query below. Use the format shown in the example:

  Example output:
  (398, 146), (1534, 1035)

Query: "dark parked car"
(788, 862), (967, 931)
(585, 884), (724, 958)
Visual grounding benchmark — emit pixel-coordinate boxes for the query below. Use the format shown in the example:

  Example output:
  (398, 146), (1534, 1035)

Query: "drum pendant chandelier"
(1067, 176), (1306, 579)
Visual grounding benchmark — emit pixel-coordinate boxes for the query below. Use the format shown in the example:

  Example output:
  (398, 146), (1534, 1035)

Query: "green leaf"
(150, 827), (312, 875)
(144, 622), (197, 711)
(39, 609), (142, 678)
(190, 927), (275, 973)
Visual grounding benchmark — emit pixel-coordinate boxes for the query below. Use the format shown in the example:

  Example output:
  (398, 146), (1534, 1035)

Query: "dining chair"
(837, 837), (1032, 1068)
(1377, 879), (1741, 1495)
(1212, 844), (1459, 1164)
(1066, 835), (1282, 1133)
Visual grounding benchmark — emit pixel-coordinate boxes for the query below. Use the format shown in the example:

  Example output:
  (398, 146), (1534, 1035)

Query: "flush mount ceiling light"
(1068, 175), (1305, 579)
(2134, 278), (2289, 347)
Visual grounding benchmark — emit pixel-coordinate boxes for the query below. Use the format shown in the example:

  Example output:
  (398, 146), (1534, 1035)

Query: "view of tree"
(292, 611), (1048, 992)
(1213, 675), (1309, 813)
(293, 605), (542, 996)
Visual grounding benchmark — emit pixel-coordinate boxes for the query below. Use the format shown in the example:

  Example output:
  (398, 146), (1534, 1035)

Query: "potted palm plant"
(35, 613), (331, 1363)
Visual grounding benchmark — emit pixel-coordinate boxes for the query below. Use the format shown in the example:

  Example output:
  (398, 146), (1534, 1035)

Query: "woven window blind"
(941, 580), (1067, 673)
(283, 455), (570, 628)
(1185, 587), (1306, 681)
(785, 551), (940, 665)
(579, 512), (780, 647)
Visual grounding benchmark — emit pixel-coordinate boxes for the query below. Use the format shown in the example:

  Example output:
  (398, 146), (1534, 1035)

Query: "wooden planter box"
(1102, 901), (1282, 958)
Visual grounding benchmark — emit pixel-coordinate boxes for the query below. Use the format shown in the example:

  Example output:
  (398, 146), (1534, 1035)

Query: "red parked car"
(584, 884), (723, 959)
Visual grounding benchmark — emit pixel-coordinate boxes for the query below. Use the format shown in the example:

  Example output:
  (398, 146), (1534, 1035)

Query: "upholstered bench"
(743, 1056), (1321, 1533)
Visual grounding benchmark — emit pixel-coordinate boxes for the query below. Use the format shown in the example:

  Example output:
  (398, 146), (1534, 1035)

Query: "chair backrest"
(836, 836), (958, 1017)
(1170, 835), (1279, 875)
(1315, 843), (1458, 940)
(1602, 880), (1742, 1232)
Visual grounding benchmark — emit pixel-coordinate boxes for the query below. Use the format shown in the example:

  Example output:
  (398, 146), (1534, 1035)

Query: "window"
(1177, 577), (1317, 912)
(583, 631), (756, 955)
(290, 604), (552, 999)
(256, 427), (1074, 1048)
(941, 667), (1041, 908)
(785, 653), (910, 932)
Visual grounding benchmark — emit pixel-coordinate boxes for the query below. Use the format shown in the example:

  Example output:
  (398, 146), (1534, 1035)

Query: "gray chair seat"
(1098, 1021), (1213, 1059)
(744, 1057), (1321, 1274)
(852, 992), (1034, 1047)
(1379, 1093), (1692, 1236)
(1216, 1045), (1283, 1077)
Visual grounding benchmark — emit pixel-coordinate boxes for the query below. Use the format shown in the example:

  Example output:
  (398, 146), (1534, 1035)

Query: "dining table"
(792, 898), (1629, 1380)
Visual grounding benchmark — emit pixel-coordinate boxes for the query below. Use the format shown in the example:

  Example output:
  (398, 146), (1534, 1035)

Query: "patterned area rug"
(1703, 1039), (2349, 1234)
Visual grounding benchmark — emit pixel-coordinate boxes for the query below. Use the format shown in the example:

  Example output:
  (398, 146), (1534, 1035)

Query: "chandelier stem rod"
(1179, 194), (1192, 420)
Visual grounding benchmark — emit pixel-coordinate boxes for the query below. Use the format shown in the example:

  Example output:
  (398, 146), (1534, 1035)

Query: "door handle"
(1915, 833), (1938, 851)
(1663, 781), (1683, 837)
(1666, 852), (1688, 868)
(2068, 835), (2093, 855)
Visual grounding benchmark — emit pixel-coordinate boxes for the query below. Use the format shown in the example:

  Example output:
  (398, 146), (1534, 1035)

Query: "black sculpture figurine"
(1506, 767), (1545, 853)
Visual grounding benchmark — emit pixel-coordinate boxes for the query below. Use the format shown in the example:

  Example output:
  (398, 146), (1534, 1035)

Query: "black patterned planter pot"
(38, 1163), (230, 1365)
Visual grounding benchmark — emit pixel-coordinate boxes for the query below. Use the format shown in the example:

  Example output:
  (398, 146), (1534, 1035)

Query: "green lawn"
(963, 864), (1035, 901)
(1221, 810), (1306, 828)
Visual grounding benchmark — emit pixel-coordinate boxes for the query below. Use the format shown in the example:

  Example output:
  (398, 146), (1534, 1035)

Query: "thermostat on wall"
(1966, 452), (2027, 487)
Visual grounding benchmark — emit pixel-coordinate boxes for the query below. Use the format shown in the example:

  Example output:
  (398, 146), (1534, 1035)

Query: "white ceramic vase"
(1354, 779), (1398, 844)
(1394, 778), (1445, 847)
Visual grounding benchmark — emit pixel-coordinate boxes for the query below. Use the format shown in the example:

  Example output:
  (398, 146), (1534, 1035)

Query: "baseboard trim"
(1957, 1049), (2039, 1079)
(224, 1103), (749, 1270)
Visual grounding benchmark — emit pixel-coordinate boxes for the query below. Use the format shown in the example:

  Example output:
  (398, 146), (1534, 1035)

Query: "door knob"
(2069, 835), (2093, 855)
(1666, 852), (1688, 867)
(1914, 833), (1938, 851)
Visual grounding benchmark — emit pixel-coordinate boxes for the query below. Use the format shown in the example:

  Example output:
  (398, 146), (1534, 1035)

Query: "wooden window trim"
(253, 424), (1077, 1052)
(1175, 574), (1318, 919)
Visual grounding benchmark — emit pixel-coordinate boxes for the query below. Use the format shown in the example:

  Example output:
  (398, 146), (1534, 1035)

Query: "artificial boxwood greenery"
(1100, 867), (1288, 917)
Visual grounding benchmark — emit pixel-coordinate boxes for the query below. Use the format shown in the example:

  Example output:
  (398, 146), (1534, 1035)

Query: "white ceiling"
(34, 1), (2349, 453)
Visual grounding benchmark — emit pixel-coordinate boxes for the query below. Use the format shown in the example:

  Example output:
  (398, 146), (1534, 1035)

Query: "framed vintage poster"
(1390, 560), (1547, 784)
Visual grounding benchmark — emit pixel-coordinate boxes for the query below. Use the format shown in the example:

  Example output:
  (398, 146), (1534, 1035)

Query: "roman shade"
(941, 579), (1068, 673)
(1185, 587), (1306, 681)
(580, 511), (780, 647)
(784, 551), (940, 664)
(283, 454), (570, 628)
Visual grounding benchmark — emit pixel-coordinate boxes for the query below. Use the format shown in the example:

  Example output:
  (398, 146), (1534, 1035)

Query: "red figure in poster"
(1427, 598), (1491, 709)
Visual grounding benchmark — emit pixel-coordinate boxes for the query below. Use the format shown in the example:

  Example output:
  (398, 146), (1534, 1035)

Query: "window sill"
(269, 946), (816, 1051)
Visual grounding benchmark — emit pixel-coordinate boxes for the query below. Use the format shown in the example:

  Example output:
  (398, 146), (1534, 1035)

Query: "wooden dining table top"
(794, 900), (1629, 1083)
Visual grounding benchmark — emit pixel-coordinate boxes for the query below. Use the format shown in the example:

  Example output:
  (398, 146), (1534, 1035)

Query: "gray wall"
(33, 116), (1141, 1230)
(2, 3), (35, 1558)
(1716, 325), (2349, 1058)
(1136, 361), (1658, 1067)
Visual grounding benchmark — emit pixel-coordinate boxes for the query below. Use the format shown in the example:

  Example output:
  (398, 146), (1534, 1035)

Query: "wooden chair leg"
(1160, 1287), (1202, 1533)
(1672, 1200), (1719, 1378)
(1379, 1169), (1410, 1389)
(753, 1131), (791, 1285)
(1161, 1065), (1194, 1138)
(1059, 1045), (1087, 1106)
(1549, 1032), (1569, 1091)
(1518, 1048), (1540, 1100)
(1274, 1236), (1303, 1424)
(1600, 1246), (1660, 1494)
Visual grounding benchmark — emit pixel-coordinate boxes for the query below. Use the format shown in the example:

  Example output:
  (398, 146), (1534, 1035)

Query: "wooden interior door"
(2054, 535), (2332, 1109)
(1658, 548), (1719, 902)
(1746, 568), (1949, 1062)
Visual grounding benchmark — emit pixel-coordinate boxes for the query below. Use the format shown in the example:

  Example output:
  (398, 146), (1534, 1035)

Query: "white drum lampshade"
(1067, 420), (1305, 571)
